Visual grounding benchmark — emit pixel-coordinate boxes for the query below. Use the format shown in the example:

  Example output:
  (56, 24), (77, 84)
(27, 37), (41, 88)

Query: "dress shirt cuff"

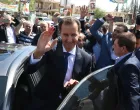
(99, 18), (105, 23)
(30, 53), (42, 64)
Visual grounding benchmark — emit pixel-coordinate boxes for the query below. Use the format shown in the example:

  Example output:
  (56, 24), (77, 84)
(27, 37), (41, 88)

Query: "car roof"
(0, 43), (35, 76)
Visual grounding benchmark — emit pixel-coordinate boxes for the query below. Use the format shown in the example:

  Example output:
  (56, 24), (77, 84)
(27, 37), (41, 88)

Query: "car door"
(57, 65), (113, 110)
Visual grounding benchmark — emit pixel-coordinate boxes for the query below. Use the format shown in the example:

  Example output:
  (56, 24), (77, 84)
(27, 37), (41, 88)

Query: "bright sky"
(56, 0), (137, 12)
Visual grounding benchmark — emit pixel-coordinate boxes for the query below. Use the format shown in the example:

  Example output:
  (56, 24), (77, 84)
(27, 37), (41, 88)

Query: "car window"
(57, 66), (112, 110)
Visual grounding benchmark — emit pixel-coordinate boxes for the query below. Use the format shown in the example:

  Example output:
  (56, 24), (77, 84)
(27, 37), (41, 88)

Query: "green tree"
(29, 0), (35, 11)
(0, 0), (13, 4)
(93, 8), (105, 19)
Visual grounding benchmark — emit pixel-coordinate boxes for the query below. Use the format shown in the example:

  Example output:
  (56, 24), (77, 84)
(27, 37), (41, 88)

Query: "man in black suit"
(27, 17), (92, 110)
(103, 32), (140, 110)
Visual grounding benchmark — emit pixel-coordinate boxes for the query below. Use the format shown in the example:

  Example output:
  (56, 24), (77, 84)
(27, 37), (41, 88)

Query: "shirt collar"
(62, 45), (76, 56)
(115, 52), (132, 64)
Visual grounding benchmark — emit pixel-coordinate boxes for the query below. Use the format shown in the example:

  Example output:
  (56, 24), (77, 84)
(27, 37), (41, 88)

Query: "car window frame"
(57, 65), (113, 110)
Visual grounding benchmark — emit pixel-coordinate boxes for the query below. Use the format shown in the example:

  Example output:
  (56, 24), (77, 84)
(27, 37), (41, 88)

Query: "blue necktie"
(63, 52), (71, 72)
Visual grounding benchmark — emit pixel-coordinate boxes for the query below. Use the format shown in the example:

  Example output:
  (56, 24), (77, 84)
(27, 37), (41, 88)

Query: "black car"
(0, 43), (113, 110)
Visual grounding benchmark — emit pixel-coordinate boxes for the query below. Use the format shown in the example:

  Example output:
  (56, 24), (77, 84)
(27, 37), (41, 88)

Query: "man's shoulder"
(79, 48), (92, 60)
(122, 55), (140, 72)
(135, 48), (140, 61)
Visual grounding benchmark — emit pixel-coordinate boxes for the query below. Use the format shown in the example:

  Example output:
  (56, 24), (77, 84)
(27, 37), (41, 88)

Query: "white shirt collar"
(62, 45), (76, 56)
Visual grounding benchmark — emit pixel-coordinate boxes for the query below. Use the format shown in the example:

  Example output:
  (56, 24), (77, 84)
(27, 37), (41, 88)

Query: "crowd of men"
(0, 6), (140, 110)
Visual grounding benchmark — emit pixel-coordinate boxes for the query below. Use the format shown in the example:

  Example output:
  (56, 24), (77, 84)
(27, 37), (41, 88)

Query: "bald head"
(39, 21), (49, 32)
(3, 14), (12, 25)
(24, 21), (33, 36)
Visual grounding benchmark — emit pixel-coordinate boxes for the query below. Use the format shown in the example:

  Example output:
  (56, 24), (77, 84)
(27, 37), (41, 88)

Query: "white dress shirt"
(30, 45), (76, 85)
(6, 26), (16, 43)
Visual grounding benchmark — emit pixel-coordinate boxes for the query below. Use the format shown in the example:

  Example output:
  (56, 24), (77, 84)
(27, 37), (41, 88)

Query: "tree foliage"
(0, 0), (12, 4)
(94, 8), (105, 19)
(29, 0), (35, 11)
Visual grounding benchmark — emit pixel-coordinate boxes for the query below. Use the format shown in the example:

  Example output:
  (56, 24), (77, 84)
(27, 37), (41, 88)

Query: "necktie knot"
(63, 52), (71, 58)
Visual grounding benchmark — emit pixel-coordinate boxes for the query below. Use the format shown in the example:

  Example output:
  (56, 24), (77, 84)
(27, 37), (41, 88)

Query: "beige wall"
(35, 0), (60, 13)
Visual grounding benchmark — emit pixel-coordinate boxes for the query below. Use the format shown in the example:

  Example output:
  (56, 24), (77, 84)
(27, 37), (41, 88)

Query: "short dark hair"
(58, 17), (81, 33)
(117, 24), (128, 32)
(116, 32), (136, 52)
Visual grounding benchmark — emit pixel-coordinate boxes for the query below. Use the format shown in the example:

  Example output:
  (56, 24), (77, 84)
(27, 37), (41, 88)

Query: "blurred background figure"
(52, 12), (60, 39)
(32, 18), (41, 34)
(15, 19), (35, 45)
(0, 14), (18, 43)
(32, 21), (49, 46)
(77, 33), (86, 49)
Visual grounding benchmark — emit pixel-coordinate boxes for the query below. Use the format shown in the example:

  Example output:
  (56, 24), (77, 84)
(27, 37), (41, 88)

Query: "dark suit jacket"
(90, 19), (115, 69)
(0, 24), (18, 43)
(31, 33), (41, 46)
(135, 48), (140, 61)
(52, 24), (60, 39)
(105, 53), (140, 110)
(27, 40), (92, 110)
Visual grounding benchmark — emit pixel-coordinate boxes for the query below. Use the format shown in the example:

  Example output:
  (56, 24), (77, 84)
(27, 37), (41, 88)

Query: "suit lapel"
(54, 40), (66, 81)
(72, 47), (83, 79)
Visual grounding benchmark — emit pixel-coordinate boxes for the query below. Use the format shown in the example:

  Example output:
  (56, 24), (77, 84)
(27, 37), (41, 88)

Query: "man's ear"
(122, 46), (127, 53)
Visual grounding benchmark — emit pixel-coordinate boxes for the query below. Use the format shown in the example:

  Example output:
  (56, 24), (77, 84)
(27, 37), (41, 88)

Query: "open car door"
(57, 65), (113, 110)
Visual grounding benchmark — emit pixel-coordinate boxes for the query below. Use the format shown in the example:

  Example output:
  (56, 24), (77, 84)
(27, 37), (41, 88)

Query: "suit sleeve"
(25, 52), (49, 74)
(79, 19), (85, 33)
(120, 64), (140, 110)
(90, 19), (104, 42)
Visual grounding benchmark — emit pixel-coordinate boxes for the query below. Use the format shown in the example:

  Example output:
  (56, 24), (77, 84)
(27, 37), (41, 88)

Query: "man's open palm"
(36, 26), (57, 55)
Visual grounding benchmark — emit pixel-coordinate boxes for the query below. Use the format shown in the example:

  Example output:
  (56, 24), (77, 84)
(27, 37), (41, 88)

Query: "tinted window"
(57, 66), (112, 110)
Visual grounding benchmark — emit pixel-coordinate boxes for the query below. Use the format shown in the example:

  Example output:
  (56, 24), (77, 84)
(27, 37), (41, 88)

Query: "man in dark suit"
(27, 17), (92, 110)
(103, 32), (140, 110)
(90, 14), (128, 69)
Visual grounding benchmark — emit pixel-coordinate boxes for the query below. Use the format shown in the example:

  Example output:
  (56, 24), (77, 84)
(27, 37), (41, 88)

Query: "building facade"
(35, 0), (60, 15)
